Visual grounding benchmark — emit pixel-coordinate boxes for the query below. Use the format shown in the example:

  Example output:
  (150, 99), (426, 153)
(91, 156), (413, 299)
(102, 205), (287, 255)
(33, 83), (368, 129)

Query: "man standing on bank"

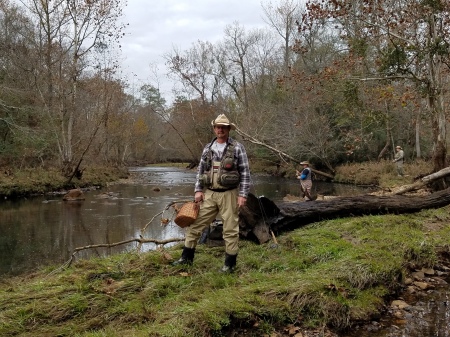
(393, 145), (404, 176)
(296, 161), (313, 201)
(173, 114), (251, 273)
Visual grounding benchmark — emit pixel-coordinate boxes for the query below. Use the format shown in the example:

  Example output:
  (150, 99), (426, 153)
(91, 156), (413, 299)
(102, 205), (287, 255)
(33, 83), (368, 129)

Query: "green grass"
(1, 205), (450, 336)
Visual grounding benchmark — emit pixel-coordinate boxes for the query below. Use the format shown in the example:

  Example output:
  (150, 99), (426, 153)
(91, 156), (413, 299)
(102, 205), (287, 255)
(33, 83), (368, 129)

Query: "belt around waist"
(208, 188), (233, 192)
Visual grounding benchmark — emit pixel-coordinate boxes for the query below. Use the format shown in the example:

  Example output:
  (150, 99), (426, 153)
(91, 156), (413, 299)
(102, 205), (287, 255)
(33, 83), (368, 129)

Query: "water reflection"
(0, 166), (370, 278)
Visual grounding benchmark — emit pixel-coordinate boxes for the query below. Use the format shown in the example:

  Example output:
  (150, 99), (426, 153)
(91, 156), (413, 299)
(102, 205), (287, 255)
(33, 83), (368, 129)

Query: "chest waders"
(174, 138), (242, 271)
(300, 168), (313, 201)
(199, 139), (240, 273)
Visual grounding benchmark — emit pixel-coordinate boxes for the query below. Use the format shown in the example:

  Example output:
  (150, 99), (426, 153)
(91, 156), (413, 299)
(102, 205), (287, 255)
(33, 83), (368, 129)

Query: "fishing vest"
(199, 139), (240, 190)
(301, 168), (312, 181)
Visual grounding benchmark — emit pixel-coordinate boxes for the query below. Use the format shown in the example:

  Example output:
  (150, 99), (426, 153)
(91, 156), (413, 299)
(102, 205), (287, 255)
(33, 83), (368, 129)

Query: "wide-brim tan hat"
(300, 161), (310, 165)
(211, 114), (236, 130)
(396, 146), (402, 149)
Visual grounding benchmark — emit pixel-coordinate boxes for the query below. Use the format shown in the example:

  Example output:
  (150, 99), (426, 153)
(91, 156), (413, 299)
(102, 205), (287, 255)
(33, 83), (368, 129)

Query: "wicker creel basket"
(174, 201), (199, 228)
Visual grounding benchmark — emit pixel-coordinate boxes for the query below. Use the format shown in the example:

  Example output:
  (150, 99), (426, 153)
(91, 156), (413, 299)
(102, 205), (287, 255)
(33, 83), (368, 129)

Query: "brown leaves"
(100, 278), (125, 296)
(179, 272), (190, 277)
(325, 283), (350, 298)
(156, 247), (173, 262)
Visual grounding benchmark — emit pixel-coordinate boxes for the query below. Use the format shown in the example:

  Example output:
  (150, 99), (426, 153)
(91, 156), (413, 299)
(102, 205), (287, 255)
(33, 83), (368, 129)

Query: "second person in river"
(296, 161), (313, 201)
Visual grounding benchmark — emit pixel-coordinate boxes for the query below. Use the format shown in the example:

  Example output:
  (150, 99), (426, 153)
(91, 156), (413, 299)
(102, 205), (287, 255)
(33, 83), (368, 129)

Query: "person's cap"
(211, 114), (236, 130)
(396, 146), (402, 149)
(300, 161), (310, 165)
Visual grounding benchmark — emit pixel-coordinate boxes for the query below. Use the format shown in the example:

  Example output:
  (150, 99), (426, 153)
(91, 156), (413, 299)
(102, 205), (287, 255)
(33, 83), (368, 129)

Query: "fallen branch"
(60, 237), (184, 270)
(389, 166), (450, 195)
(234, 126), (334, 179)
(50, 199), (194, 275)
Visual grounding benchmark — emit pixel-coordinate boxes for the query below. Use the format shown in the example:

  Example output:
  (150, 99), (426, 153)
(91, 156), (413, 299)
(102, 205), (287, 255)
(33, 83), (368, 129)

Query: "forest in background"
(1, 0), (450, 179)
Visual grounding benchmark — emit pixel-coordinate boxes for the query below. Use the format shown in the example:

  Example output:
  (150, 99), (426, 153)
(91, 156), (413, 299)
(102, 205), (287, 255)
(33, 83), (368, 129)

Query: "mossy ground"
(1, 205), (450, 336)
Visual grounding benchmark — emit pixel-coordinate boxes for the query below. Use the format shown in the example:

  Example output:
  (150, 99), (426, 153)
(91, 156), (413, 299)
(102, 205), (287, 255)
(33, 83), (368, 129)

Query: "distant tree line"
(1, 0), (449, 178)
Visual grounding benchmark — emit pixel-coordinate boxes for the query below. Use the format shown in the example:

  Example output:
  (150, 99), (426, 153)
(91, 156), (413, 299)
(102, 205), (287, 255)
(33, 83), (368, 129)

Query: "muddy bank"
(240, 259), (450, 337)
(342, 259), (450, 337)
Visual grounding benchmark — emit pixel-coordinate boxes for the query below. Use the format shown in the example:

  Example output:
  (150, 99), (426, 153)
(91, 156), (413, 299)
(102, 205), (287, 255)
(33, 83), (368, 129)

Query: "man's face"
(214, 125), (230, 139)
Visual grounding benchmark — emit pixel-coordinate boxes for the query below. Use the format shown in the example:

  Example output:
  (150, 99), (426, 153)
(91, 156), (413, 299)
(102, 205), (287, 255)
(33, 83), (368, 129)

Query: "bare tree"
(164, 41), (220, 154)
(262, 0), (303, 72)
(217, 22), (263, 113)
(23, 0), (126, 174)
(165, 41), (219, 105)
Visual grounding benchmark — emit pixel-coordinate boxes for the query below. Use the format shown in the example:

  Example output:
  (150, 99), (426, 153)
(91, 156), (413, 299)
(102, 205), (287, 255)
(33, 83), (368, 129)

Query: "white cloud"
(119, 0), (268, 101)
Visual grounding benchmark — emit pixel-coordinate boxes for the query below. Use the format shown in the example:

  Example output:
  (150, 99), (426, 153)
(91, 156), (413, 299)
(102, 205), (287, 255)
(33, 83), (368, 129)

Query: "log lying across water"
(239, 187), (450, 244)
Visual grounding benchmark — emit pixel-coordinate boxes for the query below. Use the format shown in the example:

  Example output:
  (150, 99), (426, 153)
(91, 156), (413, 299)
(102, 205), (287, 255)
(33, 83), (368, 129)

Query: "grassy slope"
(1, 204), (450, 337)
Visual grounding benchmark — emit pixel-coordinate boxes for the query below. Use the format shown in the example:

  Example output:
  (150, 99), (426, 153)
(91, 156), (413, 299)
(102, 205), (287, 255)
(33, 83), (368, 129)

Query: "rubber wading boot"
(220, 253), (237, 273)
(172, 246), (195, 266)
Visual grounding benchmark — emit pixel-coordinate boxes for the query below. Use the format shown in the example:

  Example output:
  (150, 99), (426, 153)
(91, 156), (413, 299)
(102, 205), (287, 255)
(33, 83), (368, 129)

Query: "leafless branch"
(50, 199), (195, 275)
(235, 126), (334, 179)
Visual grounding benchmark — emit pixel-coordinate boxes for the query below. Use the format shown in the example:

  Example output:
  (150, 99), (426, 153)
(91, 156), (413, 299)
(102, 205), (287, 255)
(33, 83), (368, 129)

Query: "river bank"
(0, 159), (430, 199)
(0, 160), (446, 336)
(0, 165), (130, 199)
(1, 203), (449, 337)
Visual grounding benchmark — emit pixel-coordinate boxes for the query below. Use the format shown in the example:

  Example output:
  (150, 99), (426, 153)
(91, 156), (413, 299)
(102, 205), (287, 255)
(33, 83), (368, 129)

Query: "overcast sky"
(120, 0), (269, 101)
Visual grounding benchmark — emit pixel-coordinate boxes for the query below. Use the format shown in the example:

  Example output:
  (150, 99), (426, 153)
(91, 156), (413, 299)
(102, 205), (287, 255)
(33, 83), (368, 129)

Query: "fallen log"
(239, 193), (280, 244)
(239, 188), (450, 244)
(389, 166), (450, 195)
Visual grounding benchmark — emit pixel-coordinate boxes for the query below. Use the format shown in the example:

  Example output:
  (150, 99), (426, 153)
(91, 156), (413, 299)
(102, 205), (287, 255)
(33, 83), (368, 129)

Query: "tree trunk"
(239, 187), (450, 244)
(377, 100), (391, 161)
(415, 109), (421, 159)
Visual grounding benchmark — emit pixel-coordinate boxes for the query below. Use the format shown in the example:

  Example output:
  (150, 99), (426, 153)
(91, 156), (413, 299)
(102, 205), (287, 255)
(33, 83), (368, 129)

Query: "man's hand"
(194, 191), (204, 203)
(238, 196), (247, 208)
